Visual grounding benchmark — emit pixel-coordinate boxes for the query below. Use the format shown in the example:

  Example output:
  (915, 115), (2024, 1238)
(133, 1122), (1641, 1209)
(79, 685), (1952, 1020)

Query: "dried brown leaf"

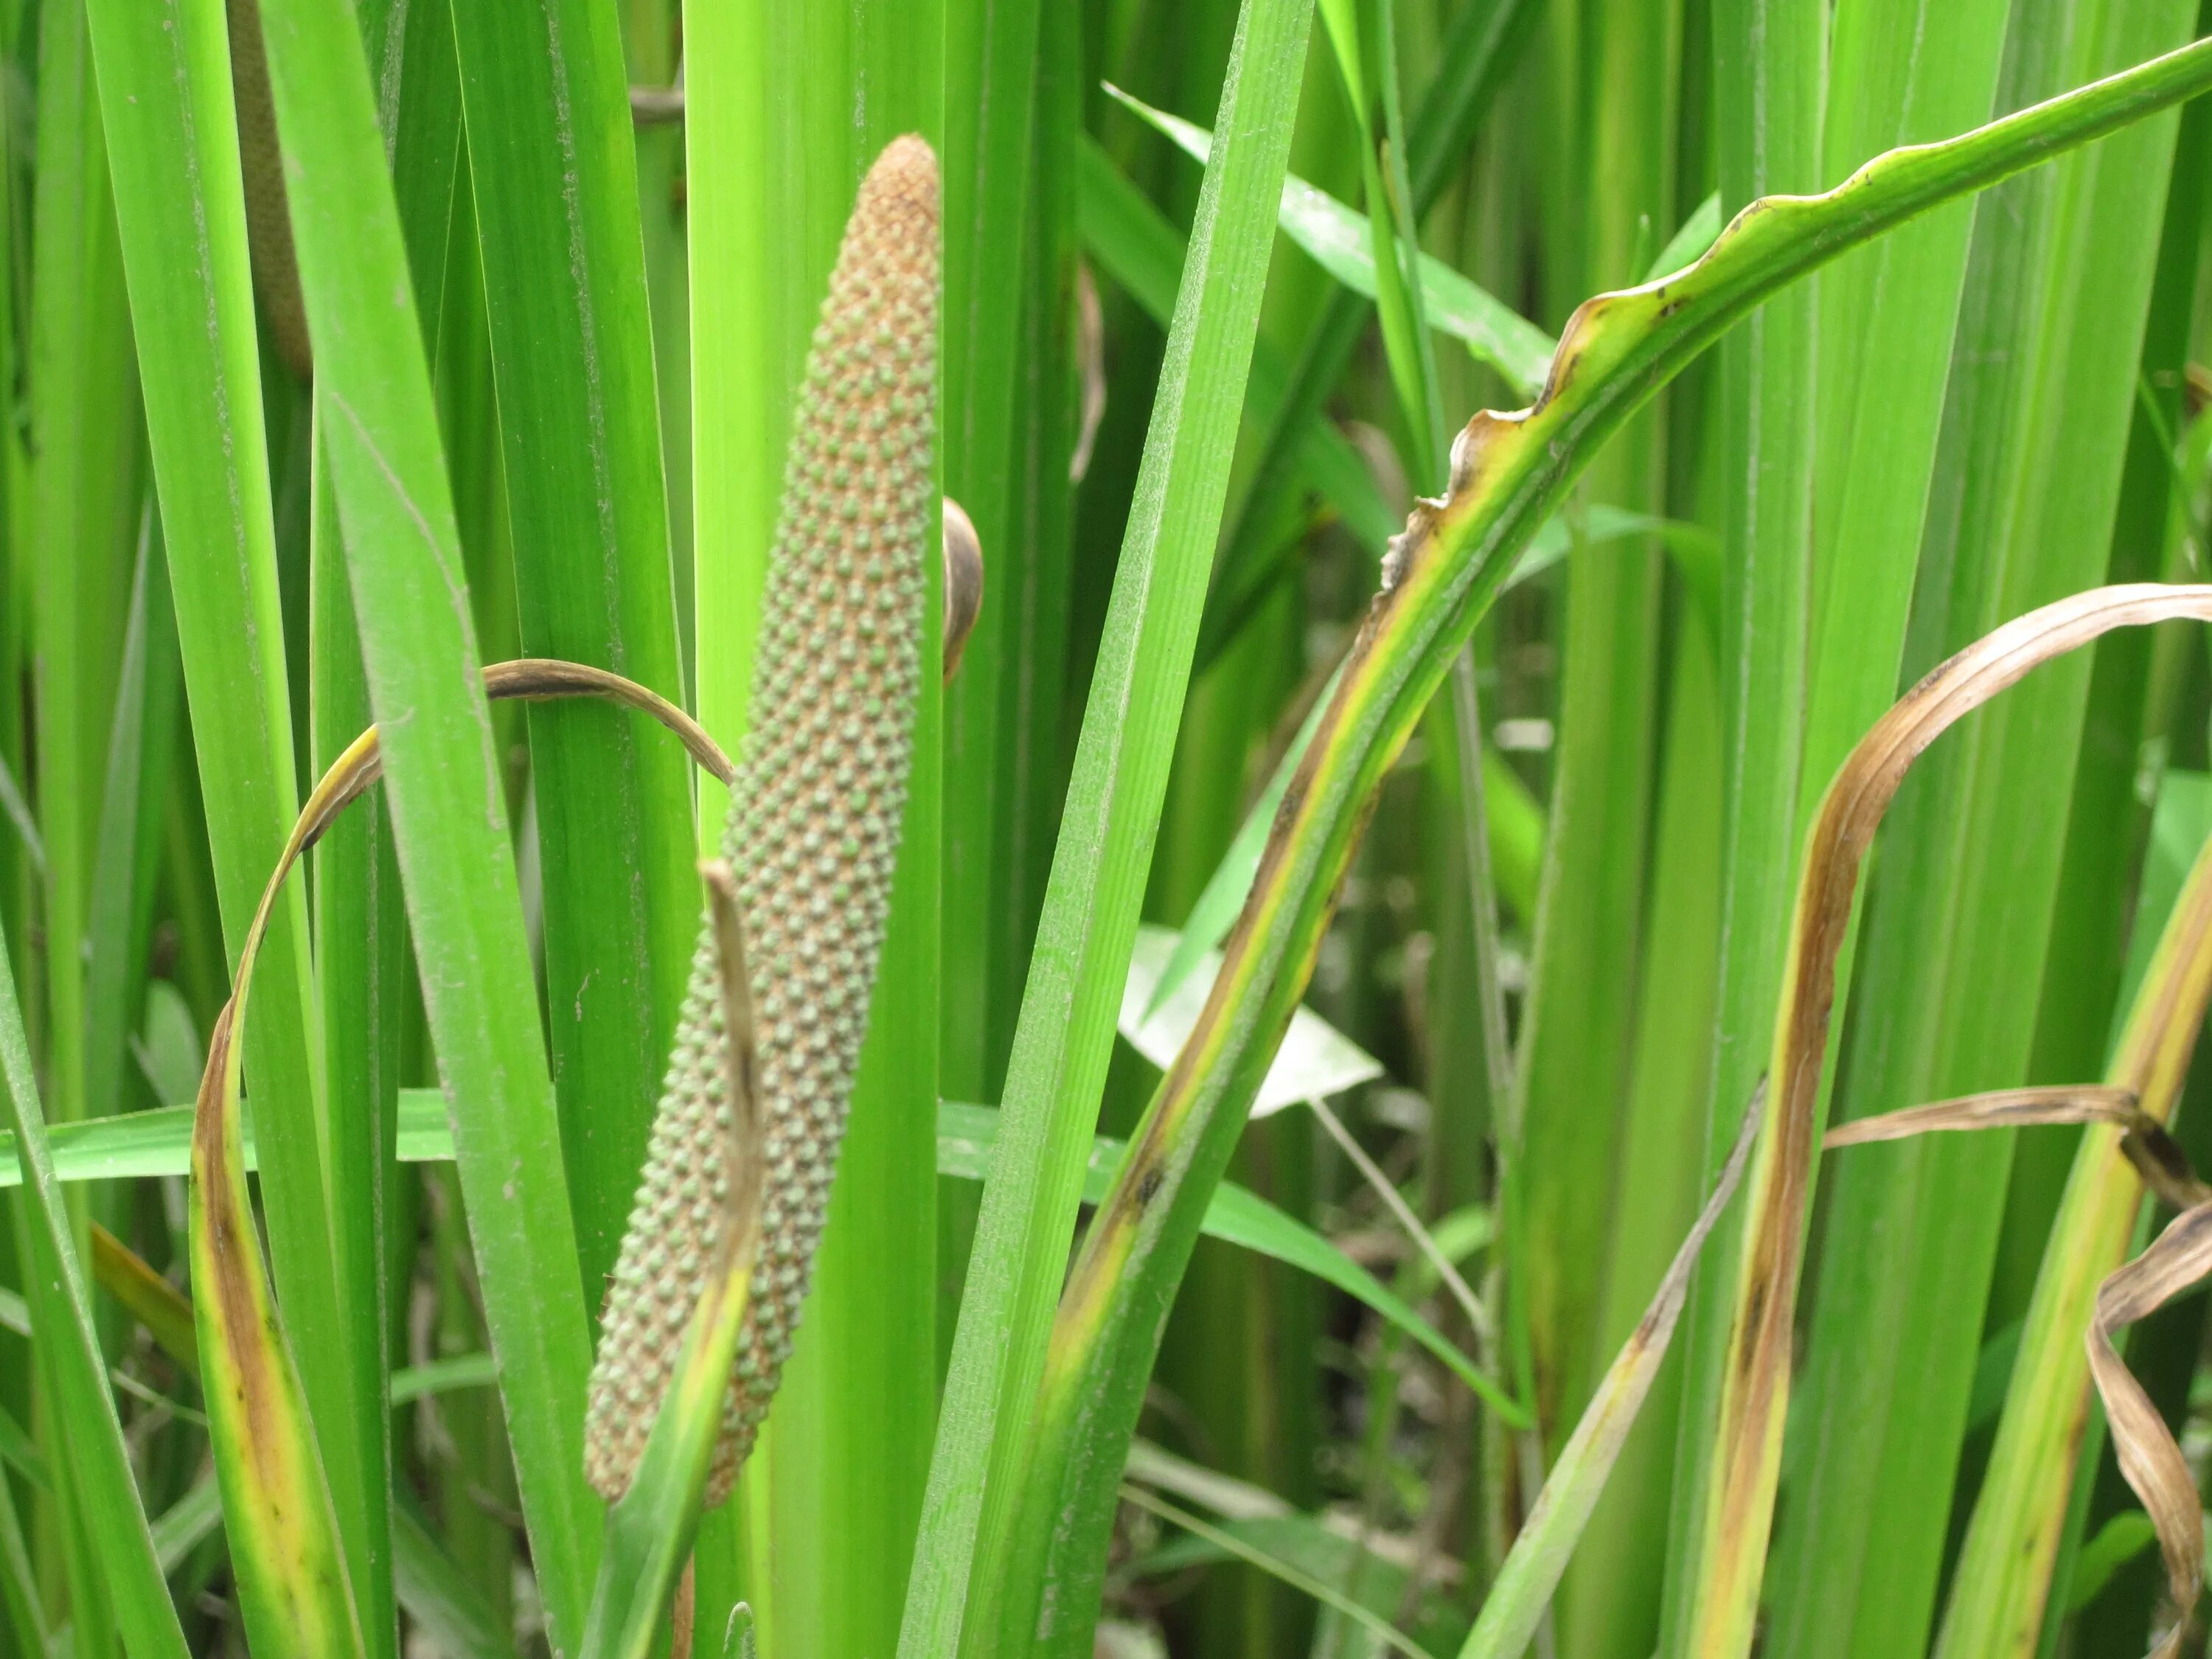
(2090, 1200), (2212, 1659)
(1823, 1085), (2146, 1149)
(1697, 584), (2212, 1650)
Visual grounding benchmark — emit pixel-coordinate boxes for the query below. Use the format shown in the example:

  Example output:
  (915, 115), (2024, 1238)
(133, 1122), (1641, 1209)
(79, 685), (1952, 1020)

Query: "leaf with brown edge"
(1688, 582), (2212, 1659)
(0, 907), (187, 1659)
(2090, 1200), (2212, 1659)
(187, 660), (734, 1658)
(192, 882), (365, 1657)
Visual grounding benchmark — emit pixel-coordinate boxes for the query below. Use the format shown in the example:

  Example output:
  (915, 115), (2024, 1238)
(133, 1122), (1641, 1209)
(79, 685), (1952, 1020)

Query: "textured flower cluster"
(585, 134), (939, 1505)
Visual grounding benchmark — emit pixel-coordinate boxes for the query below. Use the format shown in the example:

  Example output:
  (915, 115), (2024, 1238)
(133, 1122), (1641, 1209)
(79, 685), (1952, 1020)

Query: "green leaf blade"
(254, 0), (605, 1646)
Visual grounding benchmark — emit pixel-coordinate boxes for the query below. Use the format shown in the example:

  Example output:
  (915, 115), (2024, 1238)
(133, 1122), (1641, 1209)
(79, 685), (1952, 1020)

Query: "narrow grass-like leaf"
(1508, 0), (1677, 1550)
(80, 0), (392, 1636)
(1106, 83), (1554, 397)
(307, 402), (404, 1659)
(2067, 1511), (2160, 1614)
(389, 1355), (499, 1402)
(1315, 0), (1443, 481)
(83, 517), (177, 1132)
(31, 0), (138, 1150)
(251, 1), (608, 1640)
(90, 1223), (197, 1380)
(0, 1088), (1447, 1419)
(392, 1503), (509, 1659)
(1119, 1484), (1439, 1659)
(932, 1101), (1495, 1402)
(1077, 135), (1397, 555)
(1123, 1509), (1453, 1646)
(1004, 48), (2212, 1649)
(0, 915), (185, 1658)
(940, 0), (1044, 1124)
(0, 1470), (42, 1656)
(1663, 0), (1823, 1646)
(1200, 0), (1540, 665)
(1763, 10), (2193, 1649)
(148, 1477), (223, 1577)
(299, 4), (461, 1644)
(1458, 1095), (1759, 1659)
(3, 1095), (1394, 1334)
(27, 10), (138, 1641)
(901, 5), (1318, 1654)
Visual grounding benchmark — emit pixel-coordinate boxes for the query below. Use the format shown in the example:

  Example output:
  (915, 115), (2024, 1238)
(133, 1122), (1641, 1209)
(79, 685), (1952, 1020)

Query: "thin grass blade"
(1106, 82), (1554, 397)
(0, 925), (185, 1658)
(80, 0), (401, 1636)
(1761, 10), (2197, 1650)
(1457, 1093), (1759, 1659)
(1935, 787), (2212, 1653)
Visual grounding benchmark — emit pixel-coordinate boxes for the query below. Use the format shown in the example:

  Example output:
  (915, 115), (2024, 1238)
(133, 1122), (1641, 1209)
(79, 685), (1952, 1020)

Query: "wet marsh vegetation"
(6, 1), (2212, 1658)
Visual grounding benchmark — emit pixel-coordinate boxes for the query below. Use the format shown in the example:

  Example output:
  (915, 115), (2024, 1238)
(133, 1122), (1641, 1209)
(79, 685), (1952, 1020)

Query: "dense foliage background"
(0, 0), (2209, 1655)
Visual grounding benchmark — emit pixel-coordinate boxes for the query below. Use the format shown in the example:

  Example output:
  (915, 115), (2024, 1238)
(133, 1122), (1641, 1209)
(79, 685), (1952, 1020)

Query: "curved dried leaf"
(1823, 1085), (2146, 1149)
(2089, 1200), (2212, 1659)
(1694, 584), (2212, 1654)
(189, 661), (733, 1655)
(1828, 1085), (2211, 1213)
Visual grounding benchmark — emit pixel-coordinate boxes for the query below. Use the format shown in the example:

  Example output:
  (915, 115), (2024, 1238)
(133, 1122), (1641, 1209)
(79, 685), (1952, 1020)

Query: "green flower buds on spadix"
(585, 133), (939, 1506)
